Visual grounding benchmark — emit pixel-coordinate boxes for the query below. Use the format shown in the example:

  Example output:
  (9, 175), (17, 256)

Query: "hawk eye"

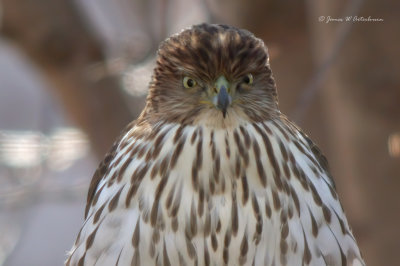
(243, 73), (254, 85)
(183, 77), (197, 88)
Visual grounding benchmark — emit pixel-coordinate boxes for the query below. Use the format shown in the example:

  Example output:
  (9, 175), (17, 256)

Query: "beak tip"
(217, 85), (231, 119)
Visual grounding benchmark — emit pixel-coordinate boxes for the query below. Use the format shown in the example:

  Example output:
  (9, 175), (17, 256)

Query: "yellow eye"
(243, 73), (254, 85)
(183, 77), (197, 88)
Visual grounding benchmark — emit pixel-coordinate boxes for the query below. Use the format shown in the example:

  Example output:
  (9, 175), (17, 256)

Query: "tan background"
(0, 0), (399, 265)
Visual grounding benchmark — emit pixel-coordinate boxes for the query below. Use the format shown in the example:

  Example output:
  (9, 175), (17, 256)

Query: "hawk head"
(143, 23), (279, 127)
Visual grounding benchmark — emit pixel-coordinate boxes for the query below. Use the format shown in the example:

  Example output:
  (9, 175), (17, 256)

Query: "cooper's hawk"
(66, 24), (364, 266)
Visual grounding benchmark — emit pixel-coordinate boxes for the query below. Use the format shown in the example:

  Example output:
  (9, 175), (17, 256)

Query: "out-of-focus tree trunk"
(307, 0), (400, 265)
(1, 0), (134, 158)
(306, 0), (366, 253)
(336, 2), (400, 265)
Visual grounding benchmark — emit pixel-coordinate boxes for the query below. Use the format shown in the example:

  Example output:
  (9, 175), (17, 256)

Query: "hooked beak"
(214, 76), (232, 118)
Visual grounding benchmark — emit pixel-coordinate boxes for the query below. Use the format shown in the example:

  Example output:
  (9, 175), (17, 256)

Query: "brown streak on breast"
(86, 223), (101, 250)
(223, 229), (231, 264)
(85, 133), (124, 218)
(241, 175), (249, 205)
(136, 144), (148, 159)
(251, 194), (263, 244)
(198, 186), (205, 217)
(213, 153), (221, 184)
(150, 162), (159, 180)
(309, 181), (323, 206)
(240, 232), (248, 264)
(91, 182), (106, 208)
(231, 191), (239, 236)
(173, 125), (185, 144)
(159, 155), (170, 177)
(116, 157), (132, 183)
(239, 125), (251, 149)
(272, 190), (281, 210)
(204, 240), (210, 266)
(152, 127), (169, 160)
(107, 171), (118, 187)
(322, 204), (332, 224)
(271, 120), (289, 141)
(265, 200), (272, 218)
(170, 136), (186, 169)
(192, 138), (203, 191)
(225, 133), (231, 158)
(211, 233), (218, 251)
(77, 252), (86, 266)
(283, 163), (291, 180)
(210, 130), (216, 160)
(186, 238), (196, 259)
(163, 240), (172, 266)
(189, 199), (198, 238)
(279, 140), (289, 162)
(252, 123), (281, 188)
(204, 210), (211, 237)
(308, 207), (319, 237)
(253, 140), (267, 187)
(150, 172), (169, 227)
(165, 181), (176, 211)
(235, 154), (241, 178)
(233, 129), (249, 167)
(302, 228), (312, 265)
(108, 186), (124, 212)
(333, 209), (346, 235)
(290, 186), (300, 216)
(129, 219), (139, 251)
(191, 128), (198, 144)
(170, 182), (183, 218)
(125, 163), (150, 207)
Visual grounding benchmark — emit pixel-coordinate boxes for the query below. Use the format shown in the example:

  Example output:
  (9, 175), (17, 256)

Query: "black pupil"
(187, 79), (194, 87)
(243, 76), (250, 84)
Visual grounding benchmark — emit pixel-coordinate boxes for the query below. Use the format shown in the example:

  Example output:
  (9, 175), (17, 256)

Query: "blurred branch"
(303, 0), (368, 247)
(292, 0), (365, 123)
(1, 0), (134, 157)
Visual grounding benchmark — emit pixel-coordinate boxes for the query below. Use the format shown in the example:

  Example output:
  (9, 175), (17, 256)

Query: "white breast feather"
(67, 120), (364, 266)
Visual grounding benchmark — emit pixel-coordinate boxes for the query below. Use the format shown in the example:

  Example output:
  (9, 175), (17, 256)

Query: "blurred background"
(0, 0), (398, 265)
